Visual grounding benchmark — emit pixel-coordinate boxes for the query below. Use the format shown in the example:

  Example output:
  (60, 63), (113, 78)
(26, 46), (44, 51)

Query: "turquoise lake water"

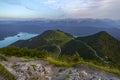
(0, 32), (38, 48)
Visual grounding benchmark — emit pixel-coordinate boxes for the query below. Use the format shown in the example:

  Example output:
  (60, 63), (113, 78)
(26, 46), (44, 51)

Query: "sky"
(0, 0), (120, 19)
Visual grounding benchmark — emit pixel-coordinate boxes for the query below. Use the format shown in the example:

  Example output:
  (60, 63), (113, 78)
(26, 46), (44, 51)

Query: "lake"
(0, 32), (38, 48)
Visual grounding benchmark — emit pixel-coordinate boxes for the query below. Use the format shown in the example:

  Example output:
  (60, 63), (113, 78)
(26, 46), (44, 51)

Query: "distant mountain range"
(11, 30), (120, 64)
(0, 18), (120, 40)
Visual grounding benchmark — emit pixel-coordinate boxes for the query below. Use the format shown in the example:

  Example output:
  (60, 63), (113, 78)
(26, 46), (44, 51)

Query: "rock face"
(53, 65), (120, 80)
(0, 60), (120, 80)
(13, 62), (45, 80)
(1, 61), (50, 80)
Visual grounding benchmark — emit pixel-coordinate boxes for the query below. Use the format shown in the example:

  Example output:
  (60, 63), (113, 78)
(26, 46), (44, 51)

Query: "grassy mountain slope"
(11, 30), (73, 53)
(76, 31), (120, 64)
(1, 30), (120, 76)
(11, 30), (120, 64)
(61, 39), (97, 60)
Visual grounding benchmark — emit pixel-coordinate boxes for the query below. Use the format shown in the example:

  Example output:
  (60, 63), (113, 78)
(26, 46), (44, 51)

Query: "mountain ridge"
(1, 30), (120, 79)
(11, 30), (120, 65)
(76, 31), (120, 63)
(11, 30), (73, 54)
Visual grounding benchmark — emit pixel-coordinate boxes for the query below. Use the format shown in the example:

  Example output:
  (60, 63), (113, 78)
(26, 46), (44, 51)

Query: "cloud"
(45, 0), (57, 4)
(1, 0), (120, 19)
(0, 0), (36, 11)
(1, 0), (22, 5)
(43, 0), (120, 19)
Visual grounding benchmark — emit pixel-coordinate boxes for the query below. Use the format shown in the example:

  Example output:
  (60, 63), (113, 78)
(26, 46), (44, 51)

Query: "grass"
(45, 57), (120, 75)
(0, 46), (120, 76)
(0, 56), (119, 80)
(63, 74), (70, 80)
(46, 57), (70, 66)
(84, 62), (120, 75)
(0, 64), (16, 80)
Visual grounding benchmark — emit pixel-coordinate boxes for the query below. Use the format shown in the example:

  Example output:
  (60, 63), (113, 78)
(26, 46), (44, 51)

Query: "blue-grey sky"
(0, 0), (120, 19)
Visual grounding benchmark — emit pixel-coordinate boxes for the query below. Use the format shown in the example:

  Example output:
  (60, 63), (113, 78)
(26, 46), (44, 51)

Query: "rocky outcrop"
(0, 60), (120, 80)
(1, 53), (119, 80)
(53, 65), (120, 80)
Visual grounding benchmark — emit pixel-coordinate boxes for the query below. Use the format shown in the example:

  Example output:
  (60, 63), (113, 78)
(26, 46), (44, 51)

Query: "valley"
(0, 30), (120, 80)
(1, 0), (120, 80)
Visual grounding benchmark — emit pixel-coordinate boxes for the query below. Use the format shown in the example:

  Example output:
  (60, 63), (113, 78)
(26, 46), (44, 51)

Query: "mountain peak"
(39, 29), (73, 39)
(95, 31), (110, 36)
(11, 30), (73, 50)
(97, 31), (108, 34)
(76, 31), (120, 63)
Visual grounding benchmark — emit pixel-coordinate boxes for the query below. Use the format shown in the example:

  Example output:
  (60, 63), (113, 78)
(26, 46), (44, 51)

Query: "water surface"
(0, 32), (38, 48)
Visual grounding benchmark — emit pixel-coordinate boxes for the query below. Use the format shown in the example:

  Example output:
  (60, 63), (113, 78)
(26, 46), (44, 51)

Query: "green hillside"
(61, 39), (97, 60)
(11, 30), (120, 65)
(76, 31), (120, 64)
(11, 30), (73, 53)
(1, 30), (120, 75)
